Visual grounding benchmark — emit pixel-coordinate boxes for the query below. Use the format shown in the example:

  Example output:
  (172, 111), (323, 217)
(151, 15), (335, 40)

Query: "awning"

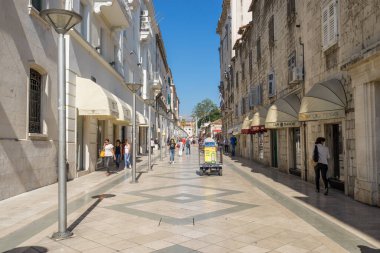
(241, 114), (253, 134)
(250, 106), (268, 133)
(136, 111), (148, 126)
(112, 95), (132, 124)
(233, 125), (242, 135)
(265, 94), (301, 129)
(76, 77), (119, 119)
(299, 79), (347, 121)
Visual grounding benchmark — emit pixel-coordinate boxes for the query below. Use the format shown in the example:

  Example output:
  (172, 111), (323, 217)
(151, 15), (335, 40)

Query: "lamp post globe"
(40, 8), (82, 240)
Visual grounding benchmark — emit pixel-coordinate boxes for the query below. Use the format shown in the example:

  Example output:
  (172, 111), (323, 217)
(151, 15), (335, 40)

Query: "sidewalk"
(225, 155), (380, 248)
(0, 152), (161, 252)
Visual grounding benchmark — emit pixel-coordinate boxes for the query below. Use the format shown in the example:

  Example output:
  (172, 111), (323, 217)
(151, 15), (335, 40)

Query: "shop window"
(268, 16), (275, 48)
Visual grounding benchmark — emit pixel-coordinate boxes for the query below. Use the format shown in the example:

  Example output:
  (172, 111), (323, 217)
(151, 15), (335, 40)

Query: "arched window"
(29, 69), (42, 133)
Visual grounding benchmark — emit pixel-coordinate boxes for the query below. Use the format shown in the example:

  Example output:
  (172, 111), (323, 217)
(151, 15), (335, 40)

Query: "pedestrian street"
(4, 148), (380, 253)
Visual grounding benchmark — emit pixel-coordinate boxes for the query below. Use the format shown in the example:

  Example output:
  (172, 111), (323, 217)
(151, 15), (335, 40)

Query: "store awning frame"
(265, 94), (301, 129)
(76, 77), (119, 119)
(112, 95), (132, 125)
(241, 113), (253, 134)
(250, 106), (268, 134)
(299, 79), (347, 121)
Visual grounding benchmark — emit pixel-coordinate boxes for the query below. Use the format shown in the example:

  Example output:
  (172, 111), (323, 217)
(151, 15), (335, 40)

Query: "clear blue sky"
(153, 0), (223, 118)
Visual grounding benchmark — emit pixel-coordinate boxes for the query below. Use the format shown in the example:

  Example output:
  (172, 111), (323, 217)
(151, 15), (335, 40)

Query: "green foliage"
(191, 99), (221, 128)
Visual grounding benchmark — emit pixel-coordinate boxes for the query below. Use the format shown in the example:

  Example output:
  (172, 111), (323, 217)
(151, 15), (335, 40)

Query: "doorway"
(271, 130), (278, 167)
(96, 120), (105, 169)
(289, 127), (301, 176)
(325, 123), (344, 191)
(76, 115), (85, 171)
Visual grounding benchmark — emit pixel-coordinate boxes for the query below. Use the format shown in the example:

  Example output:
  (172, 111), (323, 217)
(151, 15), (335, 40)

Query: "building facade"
(218, 0), (380, 206)
(0, 0), (179, 200)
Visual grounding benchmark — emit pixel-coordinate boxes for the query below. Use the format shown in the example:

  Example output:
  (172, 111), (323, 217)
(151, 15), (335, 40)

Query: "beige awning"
(233, 124), (242, 135)
(241, 113), (253, 134)
(76, 77), (119, 119)
(136, 111), (148, 126)
(299, 79), (347, 121)
(250, 106), (268, 133)
(112, 95), (132, 124)
(265, 94), (301, 129)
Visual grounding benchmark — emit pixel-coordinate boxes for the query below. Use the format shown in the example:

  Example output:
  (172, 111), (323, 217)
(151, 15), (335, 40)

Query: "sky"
(153, 0), (223, 119)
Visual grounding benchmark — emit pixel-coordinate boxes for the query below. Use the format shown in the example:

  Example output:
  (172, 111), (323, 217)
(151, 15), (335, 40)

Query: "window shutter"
(328, 1), (337, 44)
(322, 5), (329, 48)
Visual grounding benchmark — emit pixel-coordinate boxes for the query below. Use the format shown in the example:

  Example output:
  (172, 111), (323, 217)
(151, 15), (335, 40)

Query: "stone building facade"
(0, 0), (179, 200)
(218, 0), (380, 206)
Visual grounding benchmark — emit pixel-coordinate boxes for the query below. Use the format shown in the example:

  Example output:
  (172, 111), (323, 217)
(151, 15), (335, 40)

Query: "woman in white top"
(314, 137), (330, 195)
(124, 139), (131, 169)
(178, 139), (183, 157)
(103, 139), (114, 175)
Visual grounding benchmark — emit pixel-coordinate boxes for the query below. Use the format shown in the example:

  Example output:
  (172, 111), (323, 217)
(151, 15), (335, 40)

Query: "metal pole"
(132, 92), (137, 183)
(54, 33), (71, 239)
(160, 113), (163, 161)
(148, 105), (152, 170)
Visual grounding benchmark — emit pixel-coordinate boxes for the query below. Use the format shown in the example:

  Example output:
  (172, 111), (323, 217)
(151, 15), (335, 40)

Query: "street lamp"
(126, 83), (143, 183)
(40, 9), (82, 240)
(144, 99), (155, 171)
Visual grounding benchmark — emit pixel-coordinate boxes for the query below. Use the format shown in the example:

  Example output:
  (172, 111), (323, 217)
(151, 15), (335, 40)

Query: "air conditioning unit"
(141, 16), (150, 23)
(290, 67), (303, 84)
(141, 10), (149, 16)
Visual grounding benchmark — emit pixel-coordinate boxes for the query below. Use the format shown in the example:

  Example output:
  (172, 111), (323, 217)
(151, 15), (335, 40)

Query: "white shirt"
(316, 143), (330, 165)
(104, 144), (114, 157)
(124, 144), (129, 154)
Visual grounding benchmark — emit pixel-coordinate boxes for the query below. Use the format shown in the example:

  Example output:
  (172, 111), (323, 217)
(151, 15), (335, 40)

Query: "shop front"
(241, 114), (253, 159)
(299, 78), (347, 191)
(250, 107), (269, 164)
(265, 94), (301, 175)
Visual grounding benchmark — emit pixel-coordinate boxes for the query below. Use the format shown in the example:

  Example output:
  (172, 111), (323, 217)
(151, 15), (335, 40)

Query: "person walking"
(103, 139), (114, 175)
(124, 139), (131, 169)
(230, 135), (237, 157)
(314, 137), (330, 195)
(169, 138), (176, 164)
(185, 138), (191, 155)
(150, 138), (155, 154)
(178, 139), (183, 157)
(114, 140), (121, 169)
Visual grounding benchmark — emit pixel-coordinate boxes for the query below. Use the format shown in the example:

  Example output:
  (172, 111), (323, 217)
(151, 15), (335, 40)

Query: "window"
(322, 0), (338, 50)
(31, 0), (42, 11)
(250, 85), (262, 107)
(249, 51), (253, 79)
(29, 69), (42, 133)
(256, 38), (261, 63)
(287, 0), (296, 23)
(268, 72), (276, 97)
(268, 16), (274, 48)
(235, 72), (239, 89)
(242, 63), (245, 80)
(288, 51), (296, 83)
(79, 2), (90, 41)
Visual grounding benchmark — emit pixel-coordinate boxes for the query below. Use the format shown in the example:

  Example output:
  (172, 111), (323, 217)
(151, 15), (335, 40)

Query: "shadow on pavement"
(67, 194), (116, 232)
(227, 155), (380, 242)
(4, 246), (48, 253)
(358, 245), (380, 252)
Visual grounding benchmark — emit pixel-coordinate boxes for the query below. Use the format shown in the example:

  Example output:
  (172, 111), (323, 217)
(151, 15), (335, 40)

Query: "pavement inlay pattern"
(4, 148), (378, 252)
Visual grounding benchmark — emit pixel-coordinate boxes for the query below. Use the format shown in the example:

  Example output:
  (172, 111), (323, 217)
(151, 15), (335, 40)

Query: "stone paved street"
(1, 148), (380, 253)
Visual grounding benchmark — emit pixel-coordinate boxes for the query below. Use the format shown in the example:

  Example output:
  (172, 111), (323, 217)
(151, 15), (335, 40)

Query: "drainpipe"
(299, 37), (307, 181)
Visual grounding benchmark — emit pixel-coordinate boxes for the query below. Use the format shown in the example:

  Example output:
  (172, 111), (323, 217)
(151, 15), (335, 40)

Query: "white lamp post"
(127, 83), (143, 183)
(144, 99), (155, 171)
(40, 9), (82, 240)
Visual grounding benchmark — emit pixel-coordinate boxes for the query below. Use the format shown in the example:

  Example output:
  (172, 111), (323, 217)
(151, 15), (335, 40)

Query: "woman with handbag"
(103, 139), (114, 175)
(124, 139), (132, 169)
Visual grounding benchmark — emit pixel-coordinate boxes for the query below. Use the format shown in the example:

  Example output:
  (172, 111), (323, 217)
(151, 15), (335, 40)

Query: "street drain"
(193, 217), (195, 226)
(158, 217), (162, 226)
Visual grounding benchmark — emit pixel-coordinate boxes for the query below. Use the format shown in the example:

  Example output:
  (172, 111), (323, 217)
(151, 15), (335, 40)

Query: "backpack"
(313, 145), (319, 162)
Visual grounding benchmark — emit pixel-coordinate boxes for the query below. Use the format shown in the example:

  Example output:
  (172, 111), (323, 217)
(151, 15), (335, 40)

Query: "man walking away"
(314, 137), (330, 195)
(186, 138), (191, 155)
(230, 135), (237, 157)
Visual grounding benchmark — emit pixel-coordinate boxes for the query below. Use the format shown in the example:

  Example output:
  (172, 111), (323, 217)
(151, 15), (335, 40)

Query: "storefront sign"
(251, 125), (266, 134)
(299, 110), (345, 121)
(265, 121), (300, 129)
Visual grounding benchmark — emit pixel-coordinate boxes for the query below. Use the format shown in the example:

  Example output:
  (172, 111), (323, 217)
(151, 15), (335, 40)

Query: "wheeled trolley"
(198, 138), (223, 176)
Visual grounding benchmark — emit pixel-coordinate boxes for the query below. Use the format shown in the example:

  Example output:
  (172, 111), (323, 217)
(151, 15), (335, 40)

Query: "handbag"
(99, 150), (105, 158)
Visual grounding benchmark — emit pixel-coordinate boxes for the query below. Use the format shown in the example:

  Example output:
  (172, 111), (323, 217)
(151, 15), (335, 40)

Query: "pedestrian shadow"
(358, 245), (380, 252)
(4, 246), (48, 253)
(67, 194), (115, 232)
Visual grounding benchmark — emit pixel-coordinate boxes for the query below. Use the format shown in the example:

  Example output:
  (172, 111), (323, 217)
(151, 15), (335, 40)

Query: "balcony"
(151, 72), (163, 91)
(140, 15), (153, 41)
(94, 0), (131, 29)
